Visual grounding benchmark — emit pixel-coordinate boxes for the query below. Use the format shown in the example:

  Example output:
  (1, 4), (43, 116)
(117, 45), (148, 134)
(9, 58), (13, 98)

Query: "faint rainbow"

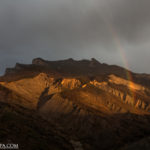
(104, 18), (136, 102)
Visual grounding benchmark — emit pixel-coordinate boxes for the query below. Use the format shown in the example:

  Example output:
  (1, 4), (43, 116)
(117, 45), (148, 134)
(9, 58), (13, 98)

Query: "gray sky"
(0, 0), (150, 75)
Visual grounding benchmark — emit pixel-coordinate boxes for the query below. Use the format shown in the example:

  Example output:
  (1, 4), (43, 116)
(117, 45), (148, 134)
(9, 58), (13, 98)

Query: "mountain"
(1, 58), (150, 150)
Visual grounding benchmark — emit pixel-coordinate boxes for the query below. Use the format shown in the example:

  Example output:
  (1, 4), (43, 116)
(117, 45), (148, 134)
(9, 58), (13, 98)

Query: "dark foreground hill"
(1, 58), (150, 150)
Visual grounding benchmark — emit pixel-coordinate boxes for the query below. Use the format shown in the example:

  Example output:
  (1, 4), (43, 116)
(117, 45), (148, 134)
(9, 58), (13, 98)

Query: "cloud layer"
(0, 0), (150, 74)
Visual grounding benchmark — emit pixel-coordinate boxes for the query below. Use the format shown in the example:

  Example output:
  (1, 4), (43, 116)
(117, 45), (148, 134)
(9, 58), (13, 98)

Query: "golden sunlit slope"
(1, 72), (150, 114)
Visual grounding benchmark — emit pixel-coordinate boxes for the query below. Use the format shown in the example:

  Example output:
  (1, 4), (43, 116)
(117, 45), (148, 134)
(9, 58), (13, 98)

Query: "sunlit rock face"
(90, 77), (150, 112)
(1, 71), (150, 113)
(109, 74), (145, 91)
(61, 78), (81, 89)
(1, 58), (150, 150)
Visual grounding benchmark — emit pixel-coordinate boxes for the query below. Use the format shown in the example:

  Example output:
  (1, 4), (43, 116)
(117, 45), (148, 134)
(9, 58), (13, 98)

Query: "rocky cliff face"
(1, 72), (149, 114)
(1, 58), (150, 150)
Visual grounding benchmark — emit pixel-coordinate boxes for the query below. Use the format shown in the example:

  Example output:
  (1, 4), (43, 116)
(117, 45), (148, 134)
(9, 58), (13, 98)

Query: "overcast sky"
(0, 0), (150, 75)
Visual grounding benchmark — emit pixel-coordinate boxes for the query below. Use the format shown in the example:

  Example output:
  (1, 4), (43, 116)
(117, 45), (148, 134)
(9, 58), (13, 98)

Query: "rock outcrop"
(32, 58), (48, 66)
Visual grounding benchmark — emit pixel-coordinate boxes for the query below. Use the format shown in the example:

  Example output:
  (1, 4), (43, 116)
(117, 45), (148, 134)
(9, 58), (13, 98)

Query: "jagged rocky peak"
(32, 57), (48, 66)
(4, 62), (33, 76)
(4, 63), (22, 74)
(89, 58), (101, 67)
(91, 58), (101, 63)
(15, 63), (25, 69)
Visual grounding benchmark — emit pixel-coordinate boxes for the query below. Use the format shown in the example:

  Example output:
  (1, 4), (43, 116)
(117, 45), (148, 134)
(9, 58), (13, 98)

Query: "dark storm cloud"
(108, 0), (150, 43)
(0, 0), (150, 74)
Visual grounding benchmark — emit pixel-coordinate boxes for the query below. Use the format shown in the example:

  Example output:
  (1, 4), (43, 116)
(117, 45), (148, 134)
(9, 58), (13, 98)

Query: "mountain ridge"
(1, 58), (150, 88)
